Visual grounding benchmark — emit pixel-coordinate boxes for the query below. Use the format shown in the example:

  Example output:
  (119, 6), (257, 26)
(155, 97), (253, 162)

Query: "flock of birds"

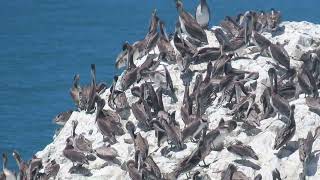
(2, 0), (320, 179)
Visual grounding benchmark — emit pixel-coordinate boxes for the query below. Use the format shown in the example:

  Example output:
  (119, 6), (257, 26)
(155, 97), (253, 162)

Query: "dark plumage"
(269, 43), (290, 69)
(273, 105), (296, 150)
(227, 141), (259, 160)
(268, 68), (290, 119)
(63, 139), (89, 167)
(176, 1), (208, 43)
(44, 160), (60, 179)
(53, 110), (73, 126)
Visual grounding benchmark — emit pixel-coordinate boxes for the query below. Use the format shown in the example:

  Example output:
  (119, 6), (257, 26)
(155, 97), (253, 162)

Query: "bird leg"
(134, 151), (140, 168)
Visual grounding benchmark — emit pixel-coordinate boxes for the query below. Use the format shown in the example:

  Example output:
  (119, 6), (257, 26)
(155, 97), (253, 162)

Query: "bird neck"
(129, 129), (136, 140)
(289, 112), (295, 127)
(127, 48), (136, 70)
(270, 72), (278, 94)
(183, 85), (189, 104)
(13, 155), (22, 167)
(157, 88), (164, 111)
(160, 24), (169, 42)
(177, 6), (183, 15)
(200, 0), (206, 7)
(196, 97), (201, 117)
(273, 73), (278, 94)
(204, 67), (211, 83)
(91, 64), (96, 87)
(2, 157), (6, 171)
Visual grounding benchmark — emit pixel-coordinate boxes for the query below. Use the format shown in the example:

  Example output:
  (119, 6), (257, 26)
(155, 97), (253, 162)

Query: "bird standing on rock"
(196, 0), (211, 29)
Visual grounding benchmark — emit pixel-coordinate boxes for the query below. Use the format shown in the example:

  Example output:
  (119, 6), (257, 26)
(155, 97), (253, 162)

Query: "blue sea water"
(0, 0), (319, 169)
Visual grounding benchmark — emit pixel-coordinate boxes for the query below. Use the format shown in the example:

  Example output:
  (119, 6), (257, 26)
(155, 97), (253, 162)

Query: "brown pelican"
(221, 164), (237, 180)
(70, 120), (93, 153)
(306, 97), (320, 115)
(257, 11), (268, 31)
(147, 9), (159, 37)
(70, 74), (81, 109)
(143, 82), (161, 113)
(137, 54), (160, 78)
(53, 110), (73, 126)
(126, 121), (149, 170)
(115, 42), (129, 69)
(268, 43), (290, 69)
(219, 16), (242, 38)
(131, 85), (153, 130)
(95, 98), (119, 144)
(186, 91), (203, 126)
(196, 0), (211, 29)
(170, 146), (202, 179)
(141, 156), (162, 179)
(267, 8), (281, 31)
(126, 160), (142, 180)
(193, 47), (221, 63)
(211, 54), (232, 77)
(298, 132), (313, 163)
(268, 68), (290, 119)
(162, 65), (177, 102)
(197, 62), (217, 113)
(181, 118), (208, 142)
(251, 30), (271, 55)
(214, 28), (232, 55)
(12, 150), (28, 179)
(120, 42), (139, 91)
(28, 155), (42, 180)
(225, 36), (247, 55)
(94, 145), (120, 165)
(191, 73), (203, 98)
(176, 0), (208, 44)
(69, 65), (105, 112)
(197, 128), (221, 166)
(242, 11), (254, 44)
(158, 21), (176, 63)
(44, 160), (60, 179)
(227, 141), (259, 160)
(132, 100), (152, 130)
(84, 64), (98, 113)
(299, 127), (320, 163)
(143, 30), (159, 57)
(2, 153), (15, 180)
(108, 75), (130, 119)
(63, 138), (89, 167)
(297, 65), (318, 97)
(158, 112), (183, 150)
(260, 87), (275, 120)
(181, 84), (193, 126)
(229, 93), (256, 119)
(173, 22), (197, 68)
(273, 105), (296, 150)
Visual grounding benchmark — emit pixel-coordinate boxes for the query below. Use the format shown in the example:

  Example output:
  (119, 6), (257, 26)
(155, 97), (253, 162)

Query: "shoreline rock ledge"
(36, 21), (320, 180)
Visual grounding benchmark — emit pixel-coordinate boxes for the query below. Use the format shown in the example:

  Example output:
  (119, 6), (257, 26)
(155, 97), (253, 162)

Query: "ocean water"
(0, 0), (319, 169)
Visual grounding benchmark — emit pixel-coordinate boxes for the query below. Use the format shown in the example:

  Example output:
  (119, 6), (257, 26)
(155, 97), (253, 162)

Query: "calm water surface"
(0, 0), (319, 169)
